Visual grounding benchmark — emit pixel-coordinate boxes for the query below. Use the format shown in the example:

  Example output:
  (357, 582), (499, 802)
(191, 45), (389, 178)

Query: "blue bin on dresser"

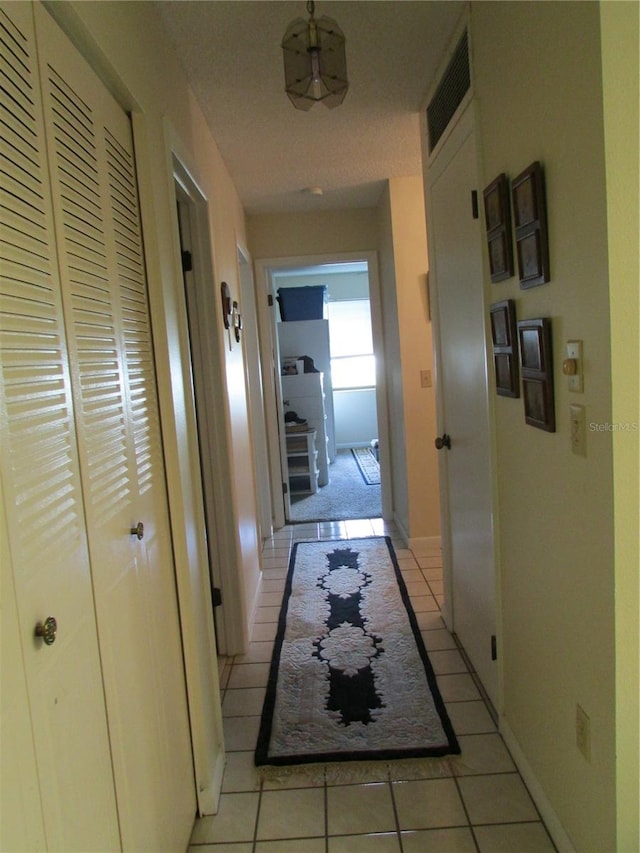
(277, 286), (326, 321)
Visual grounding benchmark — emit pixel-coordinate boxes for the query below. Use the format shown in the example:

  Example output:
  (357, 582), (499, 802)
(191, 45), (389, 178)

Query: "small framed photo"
(483, 173), (514, 283)
(512, 161), (550, 288)
(490, 300), (519, 397)
(517, 317), (555, 431)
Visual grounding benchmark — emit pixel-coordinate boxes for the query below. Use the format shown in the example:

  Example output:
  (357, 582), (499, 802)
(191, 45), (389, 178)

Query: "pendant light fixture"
(281, 0), (348, 111)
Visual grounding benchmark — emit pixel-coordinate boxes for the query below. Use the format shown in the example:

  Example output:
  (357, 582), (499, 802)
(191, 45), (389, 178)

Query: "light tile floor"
(190, 518), (557, 853)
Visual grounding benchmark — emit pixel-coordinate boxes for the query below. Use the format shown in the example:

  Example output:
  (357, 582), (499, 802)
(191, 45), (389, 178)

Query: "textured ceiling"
(157, 1), (464, 215)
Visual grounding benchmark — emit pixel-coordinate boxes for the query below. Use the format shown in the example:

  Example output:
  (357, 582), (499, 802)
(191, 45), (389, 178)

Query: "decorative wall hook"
(220, 281), (231, 329)
(232, 300), (242, 343)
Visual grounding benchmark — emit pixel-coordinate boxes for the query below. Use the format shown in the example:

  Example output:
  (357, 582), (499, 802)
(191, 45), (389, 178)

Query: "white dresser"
(277, 319), (335, 462)
(282, 373), (329, 486)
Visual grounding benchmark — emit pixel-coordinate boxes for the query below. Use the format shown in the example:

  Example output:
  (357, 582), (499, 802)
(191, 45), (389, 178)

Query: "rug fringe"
(256, 754), (472, 786)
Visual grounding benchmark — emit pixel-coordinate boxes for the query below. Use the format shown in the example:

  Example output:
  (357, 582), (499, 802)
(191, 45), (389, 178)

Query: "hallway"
(189, 519), (556, 852)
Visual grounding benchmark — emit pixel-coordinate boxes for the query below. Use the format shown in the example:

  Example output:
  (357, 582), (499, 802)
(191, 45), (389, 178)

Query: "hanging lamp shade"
(282, 0), (348, 111)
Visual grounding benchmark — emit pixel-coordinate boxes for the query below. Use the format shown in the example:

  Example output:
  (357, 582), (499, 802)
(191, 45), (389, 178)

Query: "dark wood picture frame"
(512, 161), (550, 288)
(483, 173), (514, 283)
(490, 300), (519, 397)
(517, 317), (555, 431)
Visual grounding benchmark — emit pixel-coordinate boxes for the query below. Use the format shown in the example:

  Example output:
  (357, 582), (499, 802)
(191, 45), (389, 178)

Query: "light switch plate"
(567, 340), (583, 392)
(570, 404), (587, 456)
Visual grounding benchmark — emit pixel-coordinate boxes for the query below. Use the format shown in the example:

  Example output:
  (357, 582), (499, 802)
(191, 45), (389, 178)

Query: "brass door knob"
(35, 616), (58, 645)
(131, 522), (144, 540)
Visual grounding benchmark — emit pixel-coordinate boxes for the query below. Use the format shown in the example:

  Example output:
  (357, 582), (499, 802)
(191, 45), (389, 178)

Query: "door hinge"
(471, 190), (479, 220)
(211, 587), (222, 608)
(268, 294), (274, 307)
(282, 481), (288, 495)
(491, 634), (497, 661)
(181, 250), (193, 272)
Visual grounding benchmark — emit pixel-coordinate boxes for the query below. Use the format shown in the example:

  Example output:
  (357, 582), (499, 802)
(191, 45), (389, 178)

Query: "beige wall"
(387, 177), (440, 540)
(471, 2), (616, 849)
(247, 196), (440, 541)
(247, 209), (379, 259)
(600, 2), (640, 848)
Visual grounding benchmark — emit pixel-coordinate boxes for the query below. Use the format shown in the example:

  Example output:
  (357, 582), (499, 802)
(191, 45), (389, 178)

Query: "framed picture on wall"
(512, 161), (550, 288)
(490, 300), (519, 397)
(517, 317), (555, 431)
(483, 173), (514, 283)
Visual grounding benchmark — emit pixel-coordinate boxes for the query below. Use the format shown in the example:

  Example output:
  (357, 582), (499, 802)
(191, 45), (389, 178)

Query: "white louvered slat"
(105, 128), (161, 496)
(0, 3), (120, 850)
(43, 60), (132, 528)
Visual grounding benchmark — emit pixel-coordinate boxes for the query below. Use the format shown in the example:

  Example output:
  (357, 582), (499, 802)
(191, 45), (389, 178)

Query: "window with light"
(327, 299), (375, 389)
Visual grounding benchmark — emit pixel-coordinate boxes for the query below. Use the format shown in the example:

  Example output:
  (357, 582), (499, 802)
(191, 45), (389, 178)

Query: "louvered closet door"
(32, 3), (195, 850)
(0, 3), (120, 849)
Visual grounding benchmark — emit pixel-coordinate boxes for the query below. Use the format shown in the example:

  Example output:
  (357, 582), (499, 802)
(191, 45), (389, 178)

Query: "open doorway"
(256, 255), (391, 526)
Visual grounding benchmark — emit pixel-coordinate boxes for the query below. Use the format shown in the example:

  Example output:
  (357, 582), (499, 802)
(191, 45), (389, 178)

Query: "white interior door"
(0, 4), (120, 848)
(32, 3), (195, 847)
(1, 3), (195, 848)
(427, 108), (498, 706)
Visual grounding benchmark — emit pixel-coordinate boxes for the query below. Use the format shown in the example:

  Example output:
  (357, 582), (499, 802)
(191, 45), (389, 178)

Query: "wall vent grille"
(427, 30), (470, 152)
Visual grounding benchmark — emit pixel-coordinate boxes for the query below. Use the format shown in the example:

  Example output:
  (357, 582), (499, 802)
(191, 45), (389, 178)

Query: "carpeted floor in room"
(289, 448), (382, 523)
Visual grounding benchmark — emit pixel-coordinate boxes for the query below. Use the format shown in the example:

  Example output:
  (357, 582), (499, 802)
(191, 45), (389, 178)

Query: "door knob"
(35, 616), (58, 645)
(435, 433), (451, 450)
(131, 522), (144, 540)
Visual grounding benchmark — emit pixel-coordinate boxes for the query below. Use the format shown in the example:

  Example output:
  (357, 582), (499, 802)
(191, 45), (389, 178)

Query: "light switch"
(564, 340), (583, 392)
(420, 369), (432, 388)
(570, 404), (587, 457)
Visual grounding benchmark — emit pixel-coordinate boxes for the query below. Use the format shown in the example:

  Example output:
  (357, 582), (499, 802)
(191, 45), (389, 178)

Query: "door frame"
(422, 95), (502, 708)
(254, 251), (392, 528)
(237, 247), (273, 540)
(172, 158), (246, 657)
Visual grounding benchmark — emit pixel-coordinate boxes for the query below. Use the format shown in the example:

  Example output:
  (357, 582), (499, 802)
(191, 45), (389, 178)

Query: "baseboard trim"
(500, 718), (576, 853)
(407, 534), (441, 552)
(392, 514), (409, 548)
(198, 749), (225, 816)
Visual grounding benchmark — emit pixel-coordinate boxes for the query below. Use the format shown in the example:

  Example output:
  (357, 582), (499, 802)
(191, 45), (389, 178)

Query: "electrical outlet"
(570, 404), (587, 456)
(576, 704), (591, 761)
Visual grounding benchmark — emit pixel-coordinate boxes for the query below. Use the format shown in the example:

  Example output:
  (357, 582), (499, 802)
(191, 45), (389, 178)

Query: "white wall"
(333, 389), (378, 448)
(470, 3), (617, 849)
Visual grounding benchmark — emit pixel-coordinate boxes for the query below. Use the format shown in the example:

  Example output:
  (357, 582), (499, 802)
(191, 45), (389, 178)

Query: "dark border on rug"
(351, 447), (380, 485)
(255, 536), (460, 767)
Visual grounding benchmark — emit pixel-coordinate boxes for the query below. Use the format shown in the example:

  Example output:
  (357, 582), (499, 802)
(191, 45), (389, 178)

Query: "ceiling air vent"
(427, 30), (470, 152)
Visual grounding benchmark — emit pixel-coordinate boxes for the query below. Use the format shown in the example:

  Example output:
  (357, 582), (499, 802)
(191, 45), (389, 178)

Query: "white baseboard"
(500, 717), (577, 853)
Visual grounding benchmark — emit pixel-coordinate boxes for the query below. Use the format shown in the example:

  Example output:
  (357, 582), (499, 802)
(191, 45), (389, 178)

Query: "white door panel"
(33, 3), (195, 847)
(1, 2), (195, 848)
(0, 3), (120, 847)
(428, 115), (498, 705)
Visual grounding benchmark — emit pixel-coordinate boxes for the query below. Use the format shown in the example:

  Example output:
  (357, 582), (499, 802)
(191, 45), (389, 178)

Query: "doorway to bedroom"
(260, 257), (386, 525)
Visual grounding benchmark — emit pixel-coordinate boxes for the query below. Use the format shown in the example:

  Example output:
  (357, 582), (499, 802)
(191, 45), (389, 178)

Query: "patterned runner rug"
(255, 537), (459, 771)
(351, 446), (380, 484)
